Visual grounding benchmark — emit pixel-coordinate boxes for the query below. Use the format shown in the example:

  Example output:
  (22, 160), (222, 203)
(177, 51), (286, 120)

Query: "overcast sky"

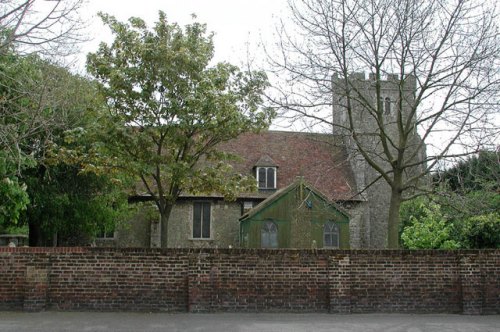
(78, 0), (288, 70)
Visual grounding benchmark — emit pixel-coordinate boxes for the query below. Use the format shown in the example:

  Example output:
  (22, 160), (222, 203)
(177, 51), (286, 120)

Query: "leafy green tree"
(0, 152), (29, 229)
(0, 52), (64, 232)
(21, 164), (131, 246)
(435, 150), (499, 248)
(24, 102), (134, 246)
(401, 200), (460, 249)
(460, 213), (500, 249)
(20, 68), (133, 246)
(401, 150), (500, 249)
(0, 50), (131, 245)
(0, 51), (102, 178)
(86, 12), (273, 247)
(0, 0), (88, 229)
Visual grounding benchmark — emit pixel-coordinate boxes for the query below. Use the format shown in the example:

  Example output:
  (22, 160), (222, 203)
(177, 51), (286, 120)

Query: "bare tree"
(0, 0), (86, 56)
(268, 0), (500, 247)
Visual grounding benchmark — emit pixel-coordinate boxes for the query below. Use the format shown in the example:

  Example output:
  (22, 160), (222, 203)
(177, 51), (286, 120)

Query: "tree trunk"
(387, 187), (402, 248)
(158, 202), (174, 248)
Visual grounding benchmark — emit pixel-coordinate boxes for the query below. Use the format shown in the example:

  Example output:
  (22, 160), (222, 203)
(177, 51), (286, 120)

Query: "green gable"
(240, 178), (349, 249)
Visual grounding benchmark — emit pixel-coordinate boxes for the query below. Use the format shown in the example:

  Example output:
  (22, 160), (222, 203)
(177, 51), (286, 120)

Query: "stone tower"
(332, 73), (420, 248)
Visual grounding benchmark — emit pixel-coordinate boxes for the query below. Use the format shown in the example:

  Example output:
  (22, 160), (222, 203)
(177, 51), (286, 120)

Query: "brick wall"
(188, 250), (330, 312)
(0, 248), (498, 314)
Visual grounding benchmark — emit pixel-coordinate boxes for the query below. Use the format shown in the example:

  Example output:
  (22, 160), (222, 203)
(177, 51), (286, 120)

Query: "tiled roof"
(131, 130), (360, 202)
(216, 131), (359, 201)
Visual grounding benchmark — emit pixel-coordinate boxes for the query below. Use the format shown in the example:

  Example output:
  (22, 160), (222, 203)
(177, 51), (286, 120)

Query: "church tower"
(332, 73), (420, 248)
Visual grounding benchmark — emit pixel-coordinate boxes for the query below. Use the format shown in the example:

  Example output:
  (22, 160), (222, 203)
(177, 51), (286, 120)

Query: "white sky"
(77, 0), (288, 71)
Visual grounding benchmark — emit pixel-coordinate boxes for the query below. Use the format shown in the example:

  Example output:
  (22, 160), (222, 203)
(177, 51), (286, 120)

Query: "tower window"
(384, 97), (391, 114)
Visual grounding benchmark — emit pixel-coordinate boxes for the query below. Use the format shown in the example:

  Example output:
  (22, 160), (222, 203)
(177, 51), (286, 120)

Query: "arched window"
(261, 220), (278, 248)
(384, 97), (391, 114)
(323, 222), (339, 248)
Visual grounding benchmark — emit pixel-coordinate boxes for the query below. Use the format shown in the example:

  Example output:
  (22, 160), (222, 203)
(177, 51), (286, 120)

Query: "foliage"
(434, 151), (500, 193)
(0, 50), (131, 245)
(0, 2), (129, 244)
(21, 164), (131, 246)
(399, 195), (427, 244)
(0, 153), (29, 228)
(0, 1), (90, 234)
(460, 213), (500, 249)
(400, 192), (499, 249)
(400, 200), (460, 249)
(401, 150), (500, 249)
(1, 224), (28, 235)
(0, 52), (98, 175)
(85, 12), (274, 246)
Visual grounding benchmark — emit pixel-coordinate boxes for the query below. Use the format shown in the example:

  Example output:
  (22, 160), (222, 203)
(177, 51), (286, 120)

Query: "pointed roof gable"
(240, 177), (349, 222)
(254, 154), (277, 167)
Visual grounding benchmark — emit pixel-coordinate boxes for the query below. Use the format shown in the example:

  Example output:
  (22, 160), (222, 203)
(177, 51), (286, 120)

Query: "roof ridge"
(264, 129), (335, 137)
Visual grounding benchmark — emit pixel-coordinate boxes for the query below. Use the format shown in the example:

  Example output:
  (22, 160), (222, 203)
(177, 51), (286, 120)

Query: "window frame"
(323, 221), (340, 248)
(261, 220), (278, 248)
(192, 201), (212, 240)
(256, 166), (277, 189)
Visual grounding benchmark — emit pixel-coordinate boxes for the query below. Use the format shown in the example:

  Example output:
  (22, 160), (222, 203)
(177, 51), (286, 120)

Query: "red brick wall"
(47, 249), (189, 311)
(346, 251), (462, 313)
(0, 248), (498, 314)
(188, 250), (331, 312)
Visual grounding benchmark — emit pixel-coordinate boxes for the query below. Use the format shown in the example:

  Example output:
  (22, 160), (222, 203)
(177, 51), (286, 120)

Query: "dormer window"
(257, 167), (276, 189)
(254, 155), (278, 190)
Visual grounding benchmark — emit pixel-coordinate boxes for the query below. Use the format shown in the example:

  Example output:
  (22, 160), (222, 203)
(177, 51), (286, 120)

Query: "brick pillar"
(460, 254), (484, 315)
(329, 255), (351, 313)
(23, 255), (50, 312)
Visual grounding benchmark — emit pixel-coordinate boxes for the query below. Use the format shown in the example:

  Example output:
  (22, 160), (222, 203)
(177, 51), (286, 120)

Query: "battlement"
(332, 72), (416, 90)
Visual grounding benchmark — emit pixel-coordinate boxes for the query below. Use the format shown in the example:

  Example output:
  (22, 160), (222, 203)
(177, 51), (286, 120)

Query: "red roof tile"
(216, 131), (358, 201)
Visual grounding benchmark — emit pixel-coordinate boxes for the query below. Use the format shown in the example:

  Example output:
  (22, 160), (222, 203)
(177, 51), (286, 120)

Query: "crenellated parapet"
(333, 72), (416, 90)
